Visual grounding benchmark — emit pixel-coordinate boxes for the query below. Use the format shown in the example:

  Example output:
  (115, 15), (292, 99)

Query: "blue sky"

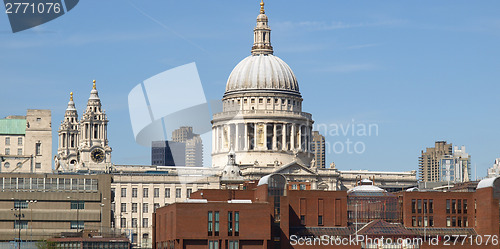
(1, 1), (499, 179)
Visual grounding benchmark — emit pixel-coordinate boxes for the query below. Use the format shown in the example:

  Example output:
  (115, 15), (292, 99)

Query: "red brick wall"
(285, 190), (348, 227)
(401, 192), (474, 228)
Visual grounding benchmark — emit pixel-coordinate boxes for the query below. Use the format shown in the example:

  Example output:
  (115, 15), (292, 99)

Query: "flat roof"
(0, 119), (26, 135)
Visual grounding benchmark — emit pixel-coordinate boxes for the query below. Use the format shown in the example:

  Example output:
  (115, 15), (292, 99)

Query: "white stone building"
(0, 109), (52, 173)
(56, 80), (112, 172)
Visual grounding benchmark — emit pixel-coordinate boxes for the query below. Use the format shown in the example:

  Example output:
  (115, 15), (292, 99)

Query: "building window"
(14, 200), (28, 209)
(4, 162), (9, 168)
(132, 203), (138, 213)
(35, 163), (41, 169)
(187, 188), (192, 198)
(70, 201), (84, 209)
(142, 218), (149, 227)
(208, 211), (213, 236)
(412, 217), (417, 227)
(143, 203), (148, 213)
(457, 216), (462, 227)
(17, 148), (22, 155)
(429, 216), (434, 227)
(16, 162), (22, 168)
(318, 215), (323, 226)
(70, 221), (84, 229)
(452, 216), (456, 227)
(154, 188), (160, 198)
(143, 188), (149, 198)
(121, 203), (127, 212)
(132, 218), (137, 228)
(165, 188), (170, 198)
(417, 216), (422, 227)
(121, 188), (127, 197)
(452, 199), (456, 214)
(120, 218), (126, 228)
(228, 241), (239, 249)
(228, 211), (233, 236)
(300, 215), (306, 225)
(463, 200), (467, 214)
(35, 143), (41, 155)
(429, 199), (434, 214)
(417, 199), (422, 214)
(5, 148), (10, 155)
(292, 184), (297, 190)
(411, 199), (416, 213)
(175, 188), (181, 198)
(458, 200), (462, 214)
(214, 211), (219, 236)
(423, 199), (428, 214)
(209, 241), (219, 249)
(132, 188), (137, 198)
(154, 203), (160, 212)
(446, 217), (451, 227)
(5, 137), (10, 145)
(143, 233), (149, 240)
(18, 137), (22, 146)
(235, 212), (239, 235)
(299, 184), (306, 190)
(446, 199), (450, 214)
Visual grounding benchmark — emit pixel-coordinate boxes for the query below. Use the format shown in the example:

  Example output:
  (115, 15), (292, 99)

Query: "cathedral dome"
(224, 0), (300, 97)
(225, 54), (299, 96)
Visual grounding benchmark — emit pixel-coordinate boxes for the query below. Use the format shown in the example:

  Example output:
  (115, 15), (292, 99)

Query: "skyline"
(1, 1), (500, 177)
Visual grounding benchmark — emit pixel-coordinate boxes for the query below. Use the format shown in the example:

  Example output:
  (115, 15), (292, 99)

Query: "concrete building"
(110, 165), (221, 248)
(151, 127), (203, 167)
(487, 158), (500, 178)
(0, 173), (111, 242)
(151, 141), (185, 166)
(0, 109), (52, 173)
(439, 146), (471, 183)
(419, 141), (453, 182)
(311, 131), (325, 168)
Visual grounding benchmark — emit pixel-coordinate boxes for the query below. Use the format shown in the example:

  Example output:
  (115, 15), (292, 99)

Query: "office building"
(311, 131), (325, 168)
(419, 141), (453, 182)
(0, 173), (111, 241)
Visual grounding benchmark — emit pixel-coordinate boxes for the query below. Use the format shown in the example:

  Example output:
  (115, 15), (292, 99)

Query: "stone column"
(263, 123), (267, 150)
(253, 123), (257, 150)
(244, 123), (248, 151)
(282, 123), (287, 150)
(212, 126), (216, 153)
(272, 123), (277, 150)
(235, 123), (239, 151)
(290, 124), (295, 150)
(298, 125), (302, 151)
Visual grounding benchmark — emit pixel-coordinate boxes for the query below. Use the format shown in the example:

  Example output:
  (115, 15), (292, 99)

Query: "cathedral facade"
(56, 80), (112, 172)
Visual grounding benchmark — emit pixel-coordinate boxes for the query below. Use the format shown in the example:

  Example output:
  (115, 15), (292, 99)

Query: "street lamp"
(11, 198), (25, 249)
(100, 203), (105, 235)
(26, 200), (37, 242)
(67, 196), (81, 231)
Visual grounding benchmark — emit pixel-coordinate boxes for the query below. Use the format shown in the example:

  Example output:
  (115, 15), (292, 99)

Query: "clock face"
(91, 148), (105, 163)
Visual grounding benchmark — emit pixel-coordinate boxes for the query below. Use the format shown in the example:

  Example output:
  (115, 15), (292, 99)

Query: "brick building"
(153, 174), (500, 249)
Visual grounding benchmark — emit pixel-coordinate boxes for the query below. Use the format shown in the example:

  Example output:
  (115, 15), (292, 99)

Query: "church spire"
(251, 0), (273, 55)
(66, 92), (76, 112)
(89, 79), (100, 101)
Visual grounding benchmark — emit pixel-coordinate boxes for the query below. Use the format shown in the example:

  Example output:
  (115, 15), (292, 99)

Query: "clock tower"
(76, 80), (112, 171)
